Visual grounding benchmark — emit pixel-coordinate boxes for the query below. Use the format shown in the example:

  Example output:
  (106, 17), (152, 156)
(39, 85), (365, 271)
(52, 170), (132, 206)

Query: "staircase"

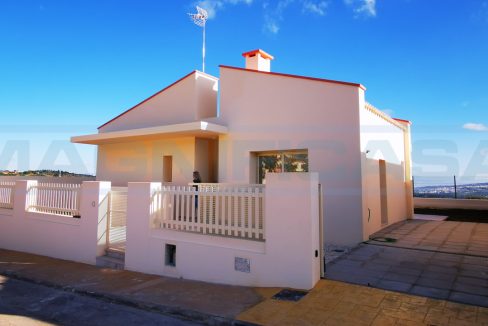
(96, 247), (125, 270)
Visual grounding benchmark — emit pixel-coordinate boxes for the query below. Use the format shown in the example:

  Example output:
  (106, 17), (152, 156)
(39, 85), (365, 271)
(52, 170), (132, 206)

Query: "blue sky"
(0, 0), (487, 183)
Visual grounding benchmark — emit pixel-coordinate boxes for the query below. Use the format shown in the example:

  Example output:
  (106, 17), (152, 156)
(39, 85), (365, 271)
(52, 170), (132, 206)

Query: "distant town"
(0, 170), (94, 177)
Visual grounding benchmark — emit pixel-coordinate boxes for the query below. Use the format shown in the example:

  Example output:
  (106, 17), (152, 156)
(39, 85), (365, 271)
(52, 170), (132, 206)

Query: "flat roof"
(71, 121), (228, 145)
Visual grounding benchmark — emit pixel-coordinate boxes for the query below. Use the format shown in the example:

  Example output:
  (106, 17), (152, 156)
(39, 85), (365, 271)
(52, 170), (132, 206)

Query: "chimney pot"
(242, 49), (274, 72)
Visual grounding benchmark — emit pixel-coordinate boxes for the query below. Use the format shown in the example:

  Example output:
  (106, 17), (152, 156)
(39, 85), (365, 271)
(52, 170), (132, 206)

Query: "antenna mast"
(188, 6), (208, 72)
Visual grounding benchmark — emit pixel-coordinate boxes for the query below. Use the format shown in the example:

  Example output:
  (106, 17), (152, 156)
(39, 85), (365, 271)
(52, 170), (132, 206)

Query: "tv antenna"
(188, 6), (208, 72)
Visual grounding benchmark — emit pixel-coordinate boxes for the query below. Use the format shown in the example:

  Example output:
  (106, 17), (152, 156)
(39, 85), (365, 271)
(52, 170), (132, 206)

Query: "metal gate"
(107, 187), (127, 250)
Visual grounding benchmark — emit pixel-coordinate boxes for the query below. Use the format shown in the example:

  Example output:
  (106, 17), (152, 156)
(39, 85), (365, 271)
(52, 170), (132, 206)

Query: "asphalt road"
(0, 275), (200, 326)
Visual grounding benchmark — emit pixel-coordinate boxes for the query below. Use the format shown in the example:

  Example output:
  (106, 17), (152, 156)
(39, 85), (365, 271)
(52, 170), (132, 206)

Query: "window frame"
(255, 149), (309, 184)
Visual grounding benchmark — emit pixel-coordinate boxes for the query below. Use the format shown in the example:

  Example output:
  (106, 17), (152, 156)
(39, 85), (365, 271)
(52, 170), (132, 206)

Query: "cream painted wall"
(194, 138), (218, 183)
(125, 173), (320, 290)
(361, 156), (382, 239)
(0, 181), (110, 265)
(97, 137), (196, 186)
(360, 106), (408, 239)
(217, 67), (365, 246)
(99, 72), (218, 133)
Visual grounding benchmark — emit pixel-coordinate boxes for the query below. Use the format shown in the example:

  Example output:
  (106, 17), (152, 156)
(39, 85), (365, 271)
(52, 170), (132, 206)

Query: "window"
(256, 150), (308, 184)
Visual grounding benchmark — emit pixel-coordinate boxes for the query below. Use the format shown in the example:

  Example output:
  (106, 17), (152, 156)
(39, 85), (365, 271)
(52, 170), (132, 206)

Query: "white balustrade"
(27, 183), (82, 217)
(0, 181), (15, 209)
(152, 184), (265, 241)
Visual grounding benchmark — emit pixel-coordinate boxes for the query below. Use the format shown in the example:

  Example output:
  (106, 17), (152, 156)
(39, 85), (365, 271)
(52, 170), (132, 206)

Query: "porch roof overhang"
(71, 121), (228, 145)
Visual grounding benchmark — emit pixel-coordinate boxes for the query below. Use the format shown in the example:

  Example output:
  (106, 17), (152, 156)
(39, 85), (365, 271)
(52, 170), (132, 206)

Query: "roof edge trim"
(98, 70), (218, 130)
(365, 103), (407, 131)
(393, 118), (412, 126)
(219, 65), (366, 90)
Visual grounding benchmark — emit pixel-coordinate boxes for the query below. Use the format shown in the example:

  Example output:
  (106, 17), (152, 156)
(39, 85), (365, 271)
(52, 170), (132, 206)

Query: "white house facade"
(72, 49), (413, 247)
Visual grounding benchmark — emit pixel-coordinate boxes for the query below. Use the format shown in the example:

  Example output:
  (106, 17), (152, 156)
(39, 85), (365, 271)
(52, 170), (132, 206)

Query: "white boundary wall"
(0, 181), (111, 264)
(125, 173), (321, 290)
(414, 197), (488, 210)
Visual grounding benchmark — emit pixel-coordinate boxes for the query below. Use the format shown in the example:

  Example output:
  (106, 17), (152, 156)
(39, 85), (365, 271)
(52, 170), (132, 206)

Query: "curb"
(0, 270), (253, 326)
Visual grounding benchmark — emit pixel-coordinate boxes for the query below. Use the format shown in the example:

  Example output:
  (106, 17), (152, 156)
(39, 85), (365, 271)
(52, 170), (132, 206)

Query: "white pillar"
(13, 180), (37, 216)
(264, 172), (320, 290)
(79, 181), (111, 264)
(125, 182), (161, 273)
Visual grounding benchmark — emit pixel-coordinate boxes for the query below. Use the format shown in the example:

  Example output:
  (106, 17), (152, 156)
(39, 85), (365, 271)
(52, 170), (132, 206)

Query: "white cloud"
(463, 123), (488, 132)
(344, 0), (376, 18)
(263, 0), (293, 34)
(263, 0), (328, 34)
(302, 1), (329, 16)
(265, 20), (280, 34)
(195, 0), (253, 19)
(193, 0), (373, 35)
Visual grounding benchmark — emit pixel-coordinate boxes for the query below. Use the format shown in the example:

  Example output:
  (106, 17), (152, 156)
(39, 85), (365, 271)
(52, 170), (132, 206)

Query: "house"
(72, 49), (413, 246)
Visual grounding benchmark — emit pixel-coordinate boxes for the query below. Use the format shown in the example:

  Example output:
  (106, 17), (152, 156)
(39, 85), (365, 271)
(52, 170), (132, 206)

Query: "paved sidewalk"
(326, 220), (488, 308)
(371, 220), (488, 256)
(1, 248), (488, 325)
(326, 243), (488, 306)
(238, 280), (488, 325)
(0, 249), (260, 325)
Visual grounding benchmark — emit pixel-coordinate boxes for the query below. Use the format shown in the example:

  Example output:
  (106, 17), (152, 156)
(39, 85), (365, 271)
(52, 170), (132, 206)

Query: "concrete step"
(105, 248), (125, 260)
(96, 255), (124, 270)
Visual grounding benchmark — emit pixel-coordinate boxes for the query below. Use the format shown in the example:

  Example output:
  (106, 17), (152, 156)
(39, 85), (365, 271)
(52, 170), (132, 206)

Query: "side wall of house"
(218, 67), (365, 246)
(96, 137), (196, 186)
(99, 72), (218, 133)
(359, 107), (407, 239)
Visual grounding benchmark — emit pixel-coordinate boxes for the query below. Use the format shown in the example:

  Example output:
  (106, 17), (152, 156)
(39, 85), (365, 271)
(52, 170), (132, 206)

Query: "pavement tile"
(365, 262), (392, 272)
(410, 285), (450, 300)
(415, 276), (454, 290)
(348, 304), (380, 324)
(456, 308), (478, 322)
(296, 309), (330, 326)
(424, 298), (446, 309)
(461, 263), (488, 272)
(424, 308), (450, 325)
(379, 296), (402, 309)
(371, 312), (398, 326)
(425, 265), (459, 274)
(376, 279), (412, 293)
(453, 283), (488, 296)
(341, 289), (385, 308)
(456, 276), (488, 287)
(478, 307), (488, 324)
(448, 318), (475, 326)
(381, 306), (426, 323)
(323, 314), (370, 326)
(463, 257), (488, 266)
(388, 266), (422, 277)
(458, 268), (487, 279)
(382, 272), (419, 284)
(449, 293), (488, 309)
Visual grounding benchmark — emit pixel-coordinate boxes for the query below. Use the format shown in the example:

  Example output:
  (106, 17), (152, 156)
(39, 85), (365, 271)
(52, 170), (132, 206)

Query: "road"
(0, 275), (200, 326)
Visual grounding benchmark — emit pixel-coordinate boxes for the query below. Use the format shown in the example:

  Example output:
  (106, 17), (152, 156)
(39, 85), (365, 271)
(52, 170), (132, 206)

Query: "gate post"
(79, 181), (111, 264)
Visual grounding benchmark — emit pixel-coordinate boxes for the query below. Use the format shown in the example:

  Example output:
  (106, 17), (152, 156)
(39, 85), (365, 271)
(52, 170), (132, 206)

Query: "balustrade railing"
(0, 181), (15, 209)
(152, 184), (265, 241)
(27, 183), (82, 217)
